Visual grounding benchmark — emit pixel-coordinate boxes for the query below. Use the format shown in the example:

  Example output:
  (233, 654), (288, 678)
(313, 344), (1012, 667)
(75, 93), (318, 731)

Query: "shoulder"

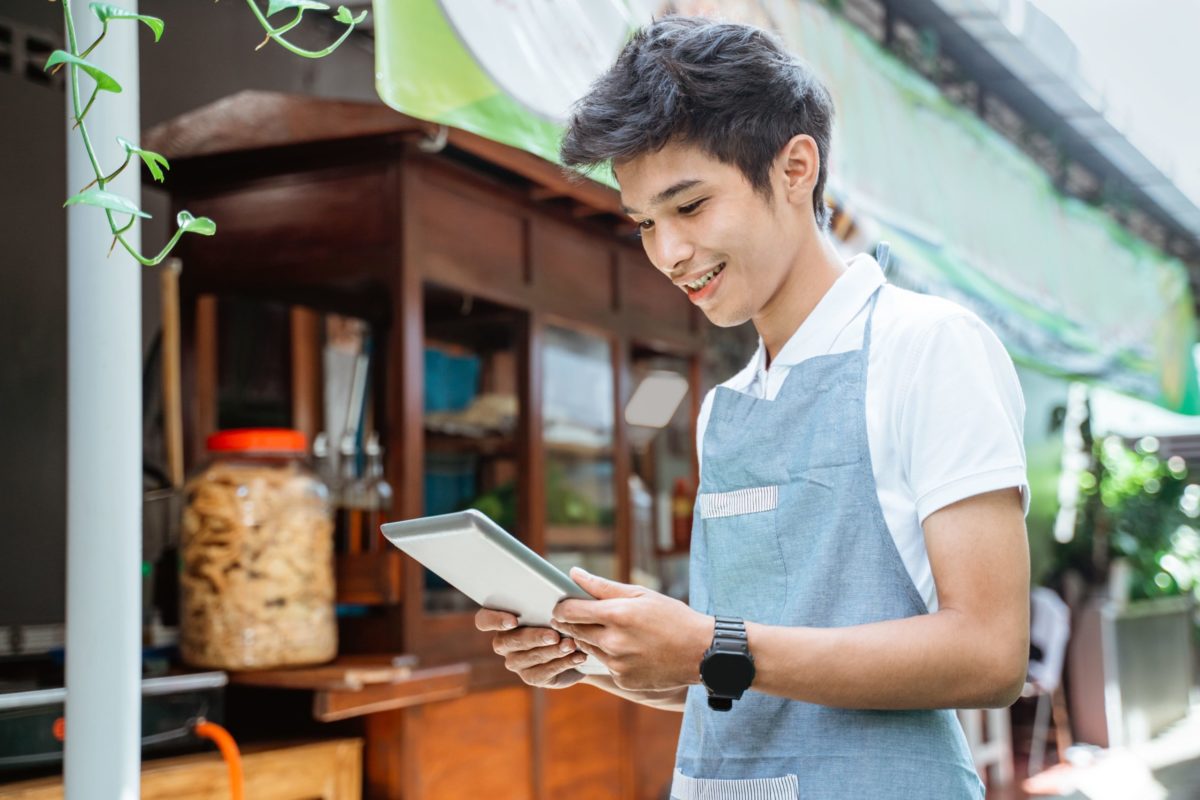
(873, 284), (983, 347)
(869, 285), (1024, 422)
(872, 285), (1014, 374)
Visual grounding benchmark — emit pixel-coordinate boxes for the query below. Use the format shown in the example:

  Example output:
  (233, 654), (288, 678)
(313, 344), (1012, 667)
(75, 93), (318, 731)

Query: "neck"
(753, 231), (846, 369)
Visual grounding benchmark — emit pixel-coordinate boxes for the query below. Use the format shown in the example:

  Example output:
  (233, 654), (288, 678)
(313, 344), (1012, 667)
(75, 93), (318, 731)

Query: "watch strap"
(703, 616), (752, 710)
(711, 616), (749, 651)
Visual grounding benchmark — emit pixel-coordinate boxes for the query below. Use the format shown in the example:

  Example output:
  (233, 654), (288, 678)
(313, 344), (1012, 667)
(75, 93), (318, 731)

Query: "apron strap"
(861, 241), (890, 354)
(874, 241), (892, 274)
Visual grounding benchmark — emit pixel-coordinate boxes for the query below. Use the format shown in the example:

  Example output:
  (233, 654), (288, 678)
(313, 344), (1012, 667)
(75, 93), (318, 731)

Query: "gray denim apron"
(671, 258), (984, 799)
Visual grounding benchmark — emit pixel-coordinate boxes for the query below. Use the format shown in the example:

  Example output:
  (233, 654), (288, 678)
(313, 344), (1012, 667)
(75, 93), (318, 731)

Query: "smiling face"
(615, 138), (817, 329)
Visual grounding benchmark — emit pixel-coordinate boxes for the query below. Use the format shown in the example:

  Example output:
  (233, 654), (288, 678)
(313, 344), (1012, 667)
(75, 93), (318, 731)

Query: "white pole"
(64, 0), (142, 797)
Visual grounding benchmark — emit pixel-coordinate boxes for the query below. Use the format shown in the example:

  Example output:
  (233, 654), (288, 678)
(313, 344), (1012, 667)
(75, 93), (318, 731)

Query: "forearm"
(745, 609), (1027, 710)
(582, 674), (688, 712)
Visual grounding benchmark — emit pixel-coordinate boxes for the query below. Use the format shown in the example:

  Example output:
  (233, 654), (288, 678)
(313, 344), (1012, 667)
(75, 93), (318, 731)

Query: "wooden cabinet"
(150, 92), (698, 800)
(632, 705), (686, 800)
(0, 739), (363, 800)
(540, 685), (626, 799)
(404, 687), (534, 799)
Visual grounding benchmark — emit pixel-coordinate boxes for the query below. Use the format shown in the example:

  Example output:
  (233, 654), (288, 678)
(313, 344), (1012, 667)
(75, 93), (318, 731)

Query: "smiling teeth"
(687, 263), (725, 291)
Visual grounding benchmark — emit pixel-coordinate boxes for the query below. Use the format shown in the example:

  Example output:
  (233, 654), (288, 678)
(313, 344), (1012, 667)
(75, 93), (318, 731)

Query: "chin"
(703, 307), (752, 328)
(700, 311), (744, 326)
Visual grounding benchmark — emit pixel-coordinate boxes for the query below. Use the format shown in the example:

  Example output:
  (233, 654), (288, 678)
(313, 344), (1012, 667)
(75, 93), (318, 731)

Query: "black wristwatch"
(699, 616), (755, 711)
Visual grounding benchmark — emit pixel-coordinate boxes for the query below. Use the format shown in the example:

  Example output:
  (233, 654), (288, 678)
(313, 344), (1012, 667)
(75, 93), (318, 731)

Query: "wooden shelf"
(545, 524), (613, 549)
(545, 439), (613, 458)
(313, 663), (471, 722)
(424, 430), (517, 457)
(229, 654), (419, 692)
(228, 657), (471, 724)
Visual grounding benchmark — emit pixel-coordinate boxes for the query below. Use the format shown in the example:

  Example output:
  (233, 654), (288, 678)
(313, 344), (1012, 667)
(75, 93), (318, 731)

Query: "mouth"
(683, 262), (726, 293)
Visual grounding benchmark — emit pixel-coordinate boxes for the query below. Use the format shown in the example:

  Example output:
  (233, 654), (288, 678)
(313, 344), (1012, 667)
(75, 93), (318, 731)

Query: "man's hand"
(475, 609), (588, 688)
(551, 568), (713, 692)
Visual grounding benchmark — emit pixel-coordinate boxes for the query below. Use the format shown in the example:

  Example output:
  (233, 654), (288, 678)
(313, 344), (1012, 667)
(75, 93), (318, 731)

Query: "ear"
(777, 133), (820, 209)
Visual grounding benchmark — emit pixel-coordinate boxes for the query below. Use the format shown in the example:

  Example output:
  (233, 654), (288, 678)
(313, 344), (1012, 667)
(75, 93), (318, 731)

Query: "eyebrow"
(620, 178), (706, 216)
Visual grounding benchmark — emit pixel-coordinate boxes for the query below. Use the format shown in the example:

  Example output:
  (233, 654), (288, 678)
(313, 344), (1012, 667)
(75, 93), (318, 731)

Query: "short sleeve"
(898, 314), (1030, 523)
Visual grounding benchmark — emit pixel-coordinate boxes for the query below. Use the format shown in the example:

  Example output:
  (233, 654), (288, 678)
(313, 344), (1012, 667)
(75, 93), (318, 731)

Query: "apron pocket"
(699, 485), (786, 624)
(699, 485), (779, 519)
(671, 769), (799, 800)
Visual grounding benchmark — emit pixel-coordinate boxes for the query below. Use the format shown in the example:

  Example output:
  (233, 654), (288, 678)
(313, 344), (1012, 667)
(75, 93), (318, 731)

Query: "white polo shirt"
(696, 253), (1029, 612)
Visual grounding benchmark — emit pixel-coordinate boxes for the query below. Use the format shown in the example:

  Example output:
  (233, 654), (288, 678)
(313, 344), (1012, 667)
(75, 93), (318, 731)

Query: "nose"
(647, 221), (694, 277)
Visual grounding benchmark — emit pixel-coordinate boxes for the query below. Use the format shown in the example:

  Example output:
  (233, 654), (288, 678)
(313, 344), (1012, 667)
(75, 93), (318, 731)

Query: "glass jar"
(180, 428), (336, 670)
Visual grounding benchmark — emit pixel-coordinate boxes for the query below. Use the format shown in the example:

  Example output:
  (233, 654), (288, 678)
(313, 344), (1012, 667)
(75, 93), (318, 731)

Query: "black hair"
(560, 15), (835, 228)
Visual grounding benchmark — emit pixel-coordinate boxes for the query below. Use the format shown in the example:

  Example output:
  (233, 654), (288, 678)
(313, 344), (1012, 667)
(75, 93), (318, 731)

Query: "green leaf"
(333, 5), (368, 24)
(43, 51), (122, 93)
(89, 4), (165, 42)
(267, 0), (330, 16)
(116, 136), (170, 182)
(64, 188), (150, 218)
(176, 211), (216, 236)
(137, 151), (169, 183)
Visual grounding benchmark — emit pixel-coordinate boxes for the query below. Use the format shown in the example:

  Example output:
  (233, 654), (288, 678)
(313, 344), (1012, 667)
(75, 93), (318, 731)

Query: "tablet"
(380, 509), (609, 675)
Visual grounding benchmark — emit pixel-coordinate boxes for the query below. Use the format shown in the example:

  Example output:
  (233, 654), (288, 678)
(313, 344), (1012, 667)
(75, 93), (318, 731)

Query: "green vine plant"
(47, 0), (368, 266)
(239, 1), (369, 57)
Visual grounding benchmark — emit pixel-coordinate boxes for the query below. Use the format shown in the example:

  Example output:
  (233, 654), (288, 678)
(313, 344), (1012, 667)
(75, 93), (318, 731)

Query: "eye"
(679, 198), (706, 215)
(636, 219), (655, 236)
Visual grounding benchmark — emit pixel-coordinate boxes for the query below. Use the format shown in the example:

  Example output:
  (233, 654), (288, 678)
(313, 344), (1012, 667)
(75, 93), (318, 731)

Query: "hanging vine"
(241, 1), (369, 58)
(47, 0), (368, 265)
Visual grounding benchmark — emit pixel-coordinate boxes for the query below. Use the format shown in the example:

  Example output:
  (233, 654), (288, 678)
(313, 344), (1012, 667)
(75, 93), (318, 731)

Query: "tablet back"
(380, 509), (591, 627)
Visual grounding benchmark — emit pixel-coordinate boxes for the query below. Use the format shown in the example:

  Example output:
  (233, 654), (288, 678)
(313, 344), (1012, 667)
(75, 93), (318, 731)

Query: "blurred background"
(0, 0), (1197, 798)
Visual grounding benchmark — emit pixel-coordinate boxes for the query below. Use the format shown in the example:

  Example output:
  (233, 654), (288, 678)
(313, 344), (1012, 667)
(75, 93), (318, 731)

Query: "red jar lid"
(206, 428), (308, 454)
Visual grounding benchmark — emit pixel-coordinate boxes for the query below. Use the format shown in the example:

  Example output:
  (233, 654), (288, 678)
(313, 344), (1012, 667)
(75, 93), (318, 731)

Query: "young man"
(476, 16), (1030, 799)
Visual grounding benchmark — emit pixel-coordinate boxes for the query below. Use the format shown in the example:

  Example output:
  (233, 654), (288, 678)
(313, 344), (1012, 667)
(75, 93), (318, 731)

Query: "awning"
(372, 0), (1199, 414)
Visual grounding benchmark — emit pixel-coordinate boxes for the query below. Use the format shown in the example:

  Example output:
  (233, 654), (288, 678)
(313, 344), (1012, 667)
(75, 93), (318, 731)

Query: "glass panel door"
(542, 324), (617, 579)
(627, 347), (693, 601)
(422, 284), (524, 613)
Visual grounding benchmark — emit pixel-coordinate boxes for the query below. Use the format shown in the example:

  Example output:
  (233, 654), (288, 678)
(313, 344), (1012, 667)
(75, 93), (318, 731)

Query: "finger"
(574, 639), (609, 659)
(573, 640), (615, 672)
(548, 665), (587, 689)
(526, 651), (589, 687)
(476, 608), (518, 632)
(550, 620), (605, 647)
(492, 626), (560, 656)
(553, 598), (609, 625)
(570, 567), (641, 600)
(505, 638), (578, 672)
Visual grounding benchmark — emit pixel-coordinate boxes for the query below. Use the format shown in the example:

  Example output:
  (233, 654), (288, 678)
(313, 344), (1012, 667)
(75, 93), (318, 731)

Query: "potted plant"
(1051, 428), (1200, 747)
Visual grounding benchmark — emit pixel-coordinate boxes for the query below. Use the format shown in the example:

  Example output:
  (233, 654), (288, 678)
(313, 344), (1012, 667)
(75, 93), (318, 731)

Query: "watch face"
(701, 651), (755, 693)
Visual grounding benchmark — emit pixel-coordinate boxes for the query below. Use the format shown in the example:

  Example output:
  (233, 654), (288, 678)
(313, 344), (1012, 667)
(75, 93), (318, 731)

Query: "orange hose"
(194, 719), (245, 800)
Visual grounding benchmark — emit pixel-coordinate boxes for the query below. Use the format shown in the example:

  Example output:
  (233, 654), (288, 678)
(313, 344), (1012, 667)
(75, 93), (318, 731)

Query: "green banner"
(373, 0), (1199, 414)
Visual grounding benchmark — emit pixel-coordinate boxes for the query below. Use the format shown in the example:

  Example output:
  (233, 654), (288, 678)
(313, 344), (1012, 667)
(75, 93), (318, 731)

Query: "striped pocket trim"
(670, 769), (799, 800)
(698, 485), (779, 519)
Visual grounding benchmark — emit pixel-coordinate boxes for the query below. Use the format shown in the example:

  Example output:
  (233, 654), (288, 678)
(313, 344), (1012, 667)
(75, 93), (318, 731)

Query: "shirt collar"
(750, 252), (886, 374)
